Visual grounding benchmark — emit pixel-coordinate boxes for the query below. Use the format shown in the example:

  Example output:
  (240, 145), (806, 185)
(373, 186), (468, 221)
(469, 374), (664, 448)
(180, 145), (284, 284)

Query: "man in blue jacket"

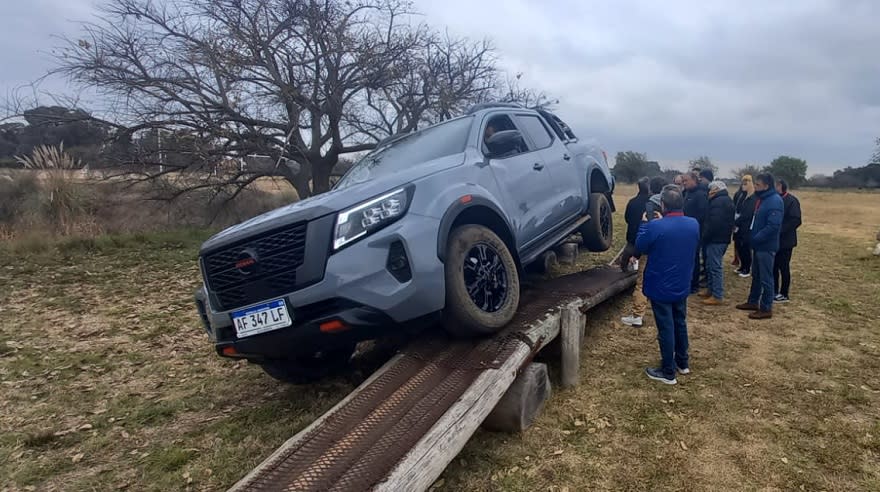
(736, 173), (784, 319)
(635, 186), (701, 385)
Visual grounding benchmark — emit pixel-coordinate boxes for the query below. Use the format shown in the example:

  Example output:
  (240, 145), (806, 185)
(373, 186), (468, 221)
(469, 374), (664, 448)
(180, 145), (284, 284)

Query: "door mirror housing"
(486, 130), (526, 158)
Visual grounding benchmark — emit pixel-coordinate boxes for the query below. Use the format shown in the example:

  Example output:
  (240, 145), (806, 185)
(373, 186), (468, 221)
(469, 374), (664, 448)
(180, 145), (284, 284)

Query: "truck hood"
(199, 153), (464, 254)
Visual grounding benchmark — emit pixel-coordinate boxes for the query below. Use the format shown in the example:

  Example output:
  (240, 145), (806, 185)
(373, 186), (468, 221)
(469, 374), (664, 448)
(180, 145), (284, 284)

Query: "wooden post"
(560, 304), (584, 388)
(481, 362), (551, 433)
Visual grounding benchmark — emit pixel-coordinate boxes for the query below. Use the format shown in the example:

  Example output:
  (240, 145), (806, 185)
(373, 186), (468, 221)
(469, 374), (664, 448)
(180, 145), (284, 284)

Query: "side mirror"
(486, 130), (525, 158)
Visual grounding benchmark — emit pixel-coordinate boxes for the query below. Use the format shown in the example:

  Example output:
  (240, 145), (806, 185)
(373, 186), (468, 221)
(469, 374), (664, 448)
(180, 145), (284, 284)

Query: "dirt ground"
(1, 187), (878, 491)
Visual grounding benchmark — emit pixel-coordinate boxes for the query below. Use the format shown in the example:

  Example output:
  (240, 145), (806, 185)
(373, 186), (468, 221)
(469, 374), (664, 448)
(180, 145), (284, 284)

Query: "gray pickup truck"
(194, 103), (615, 382)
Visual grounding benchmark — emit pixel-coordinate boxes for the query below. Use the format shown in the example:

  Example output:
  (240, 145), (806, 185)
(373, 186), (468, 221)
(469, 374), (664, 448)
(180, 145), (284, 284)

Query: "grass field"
(1, 187), (878, 491)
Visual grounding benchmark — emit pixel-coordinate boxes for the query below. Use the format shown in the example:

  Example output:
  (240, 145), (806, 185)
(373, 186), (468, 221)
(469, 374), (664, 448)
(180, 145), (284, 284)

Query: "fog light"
(386, 241), (412, 282)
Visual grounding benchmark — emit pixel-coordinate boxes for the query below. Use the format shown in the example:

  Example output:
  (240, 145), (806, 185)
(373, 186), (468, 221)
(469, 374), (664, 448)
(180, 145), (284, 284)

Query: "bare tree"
(49, 0), (543, 200)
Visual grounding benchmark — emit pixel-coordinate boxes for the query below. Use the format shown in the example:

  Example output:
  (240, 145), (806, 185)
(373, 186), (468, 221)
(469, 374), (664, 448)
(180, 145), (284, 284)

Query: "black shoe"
(774, 294), (790, 303)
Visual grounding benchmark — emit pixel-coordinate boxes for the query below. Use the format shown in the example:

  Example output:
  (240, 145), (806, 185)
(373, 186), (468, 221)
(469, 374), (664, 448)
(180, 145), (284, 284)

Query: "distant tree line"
(611, 152), (715, 184)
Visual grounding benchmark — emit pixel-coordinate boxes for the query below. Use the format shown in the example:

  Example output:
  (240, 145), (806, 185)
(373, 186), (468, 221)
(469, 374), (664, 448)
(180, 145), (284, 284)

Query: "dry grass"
(0, 186), (878, 491)
(0, 169), (299, 240)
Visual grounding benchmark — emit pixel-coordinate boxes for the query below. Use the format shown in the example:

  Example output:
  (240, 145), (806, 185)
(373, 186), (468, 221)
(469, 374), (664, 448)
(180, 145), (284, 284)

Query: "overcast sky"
(3, 0), (878, 176)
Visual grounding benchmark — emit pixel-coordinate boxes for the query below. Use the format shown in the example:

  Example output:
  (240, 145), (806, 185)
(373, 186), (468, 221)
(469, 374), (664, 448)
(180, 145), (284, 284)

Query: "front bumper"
(195, 213), (445, 360)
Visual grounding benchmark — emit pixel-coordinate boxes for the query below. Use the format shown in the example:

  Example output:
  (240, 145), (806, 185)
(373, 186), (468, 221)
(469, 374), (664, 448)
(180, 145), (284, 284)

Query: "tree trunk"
(279, 160), (313, 200)
(311, 157), (337, 195)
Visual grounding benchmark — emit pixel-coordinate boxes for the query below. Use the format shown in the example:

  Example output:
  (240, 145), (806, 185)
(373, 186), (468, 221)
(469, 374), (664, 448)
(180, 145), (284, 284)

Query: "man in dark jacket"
(624, 177), (651, 247)
(682, 172), (709, 293)
(736, 173), (784, 319)
(701, 181), (735, 305)
(635, 186), (700, 385)
(774, 179), (802, 302)
(620, 177), (665, 328)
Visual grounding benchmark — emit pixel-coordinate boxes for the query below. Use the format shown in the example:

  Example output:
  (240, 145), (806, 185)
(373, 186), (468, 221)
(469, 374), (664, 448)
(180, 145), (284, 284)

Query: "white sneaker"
(677, 367), (691, 375)
(621, 316), (643, 327)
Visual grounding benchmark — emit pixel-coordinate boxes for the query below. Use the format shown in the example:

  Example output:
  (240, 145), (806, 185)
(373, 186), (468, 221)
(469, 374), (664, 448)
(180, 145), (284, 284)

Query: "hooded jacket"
(779, 192), (802, 249)
(624, 191), (651, 245)
(703, 188), (735, 244)
(684, 183), (709, 227)
(750, 188), (784, 252)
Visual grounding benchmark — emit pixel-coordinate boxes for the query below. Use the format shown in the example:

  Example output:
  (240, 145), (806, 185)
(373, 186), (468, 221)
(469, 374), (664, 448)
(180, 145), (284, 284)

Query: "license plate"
(232, 299), (292, 338)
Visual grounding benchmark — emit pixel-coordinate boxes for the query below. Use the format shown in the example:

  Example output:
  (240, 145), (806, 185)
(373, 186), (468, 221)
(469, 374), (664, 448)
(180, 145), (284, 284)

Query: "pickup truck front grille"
(203, 222), (308, 311)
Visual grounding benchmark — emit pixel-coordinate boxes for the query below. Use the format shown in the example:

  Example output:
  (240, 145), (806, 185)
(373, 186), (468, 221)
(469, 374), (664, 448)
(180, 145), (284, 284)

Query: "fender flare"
(436, 195), (515, 262)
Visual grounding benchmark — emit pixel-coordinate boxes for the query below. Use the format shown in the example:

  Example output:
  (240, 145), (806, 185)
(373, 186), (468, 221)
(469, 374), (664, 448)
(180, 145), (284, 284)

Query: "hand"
(641, 212), (648, 222)
(653, 211), (662, 220)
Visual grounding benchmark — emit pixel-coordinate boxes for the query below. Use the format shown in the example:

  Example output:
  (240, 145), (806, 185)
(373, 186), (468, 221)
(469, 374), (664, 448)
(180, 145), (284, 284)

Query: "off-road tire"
(580, 192), (613, 252)
(443, 225), (520, 337)
(258, 343), (356, 384)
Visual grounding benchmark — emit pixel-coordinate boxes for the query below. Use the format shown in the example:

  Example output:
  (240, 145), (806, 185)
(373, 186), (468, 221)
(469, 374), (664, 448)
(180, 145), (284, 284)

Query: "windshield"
(335, 116), (474, 189)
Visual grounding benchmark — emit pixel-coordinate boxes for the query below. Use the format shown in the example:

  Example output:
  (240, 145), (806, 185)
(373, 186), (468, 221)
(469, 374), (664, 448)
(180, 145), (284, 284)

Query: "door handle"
(563, 154), (571, 161)
(533, 162), (544, 171)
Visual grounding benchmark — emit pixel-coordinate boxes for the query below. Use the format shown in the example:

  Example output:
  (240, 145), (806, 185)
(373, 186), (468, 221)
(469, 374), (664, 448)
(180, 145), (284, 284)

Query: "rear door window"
(514, 115), (554, 150)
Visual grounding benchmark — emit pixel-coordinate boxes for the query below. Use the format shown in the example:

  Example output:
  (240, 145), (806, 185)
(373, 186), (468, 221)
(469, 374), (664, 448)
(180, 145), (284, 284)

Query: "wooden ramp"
(230, 267), (637, 492)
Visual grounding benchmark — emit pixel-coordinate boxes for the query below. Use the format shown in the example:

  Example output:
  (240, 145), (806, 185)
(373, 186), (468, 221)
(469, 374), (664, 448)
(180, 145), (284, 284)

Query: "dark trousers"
(691, 247), (702, 291)
(735, 237), (752, 273)
(651, 298), (689, 379)
(774, 248), (794, 297)
(748, 250), (776, 311)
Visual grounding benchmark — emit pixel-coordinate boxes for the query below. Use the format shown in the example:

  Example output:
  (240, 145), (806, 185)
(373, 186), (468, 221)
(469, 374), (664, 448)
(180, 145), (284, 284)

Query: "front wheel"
(443, 225), (520, 338)
(580, 192), (613, 252)
(258, 343), (356, 384)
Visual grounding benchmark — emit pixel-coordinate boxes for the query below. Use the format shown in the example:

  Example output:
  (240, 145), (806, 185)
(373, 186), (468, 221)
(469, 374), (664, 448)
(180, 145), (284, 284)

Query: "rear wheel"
(258, 343), (356, 384)
(580, 192), (613, 252)
(443, 225), (520, 337)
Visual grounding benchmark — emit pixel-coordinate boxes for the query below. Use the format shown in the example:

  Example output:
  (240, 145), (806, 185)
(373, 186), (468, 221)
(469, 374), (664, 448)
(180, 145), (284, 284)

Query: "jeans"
(735, 237), (752, 274)
(651, 298), (689, 379)
(774, 248), (793, 297)
(705, 243), (728, 299)
(748, 250), (776, 311)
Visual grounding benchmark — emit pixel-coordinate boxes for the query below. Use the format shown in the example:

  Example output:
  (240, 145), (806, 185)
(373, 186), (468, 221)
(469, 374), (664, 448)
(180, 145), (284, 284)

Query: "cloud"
(414, 0), (880, 174)
(2, 0), (878, 175)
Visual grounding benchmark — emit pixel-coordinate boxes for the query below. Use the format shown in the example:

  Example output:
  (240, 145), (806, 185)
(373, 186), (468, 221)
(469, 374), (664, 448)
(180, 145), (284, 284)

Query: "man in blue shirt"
(736, 173), (784, 319)
(635, 186), (701, 385)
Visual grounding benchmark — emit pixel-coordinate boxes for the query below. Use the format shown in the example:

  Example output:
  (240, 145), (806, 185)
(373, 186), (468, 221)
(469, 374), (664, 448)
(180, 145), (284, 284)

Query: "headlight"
(333, 187), (410, 250)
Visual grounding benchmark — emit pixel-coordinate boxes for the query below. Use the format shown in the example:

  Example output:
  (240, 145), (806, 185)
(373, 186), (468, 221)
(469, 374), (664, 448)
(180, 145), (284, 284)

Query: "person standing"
(774, 179), (802, 303)
(682, 172), (709, 293)
(699, 169), (714, 186)
(733, 175), (757, 277)
(731, 178), (748, 266)
(736, 173), (783, 319)
(701, 181), (735, 305)
(621, 176), (667, 327)
(635, 186), (700, 385)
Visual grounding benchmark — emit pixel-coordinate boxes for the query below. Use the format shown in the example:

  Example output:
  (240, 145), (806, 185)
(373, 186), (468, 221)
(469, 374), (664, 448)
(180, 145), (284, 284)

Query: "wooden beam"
(560, 304), (584, 388)
(579, 272), (637, 313)
(375, 315), (560, 491)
